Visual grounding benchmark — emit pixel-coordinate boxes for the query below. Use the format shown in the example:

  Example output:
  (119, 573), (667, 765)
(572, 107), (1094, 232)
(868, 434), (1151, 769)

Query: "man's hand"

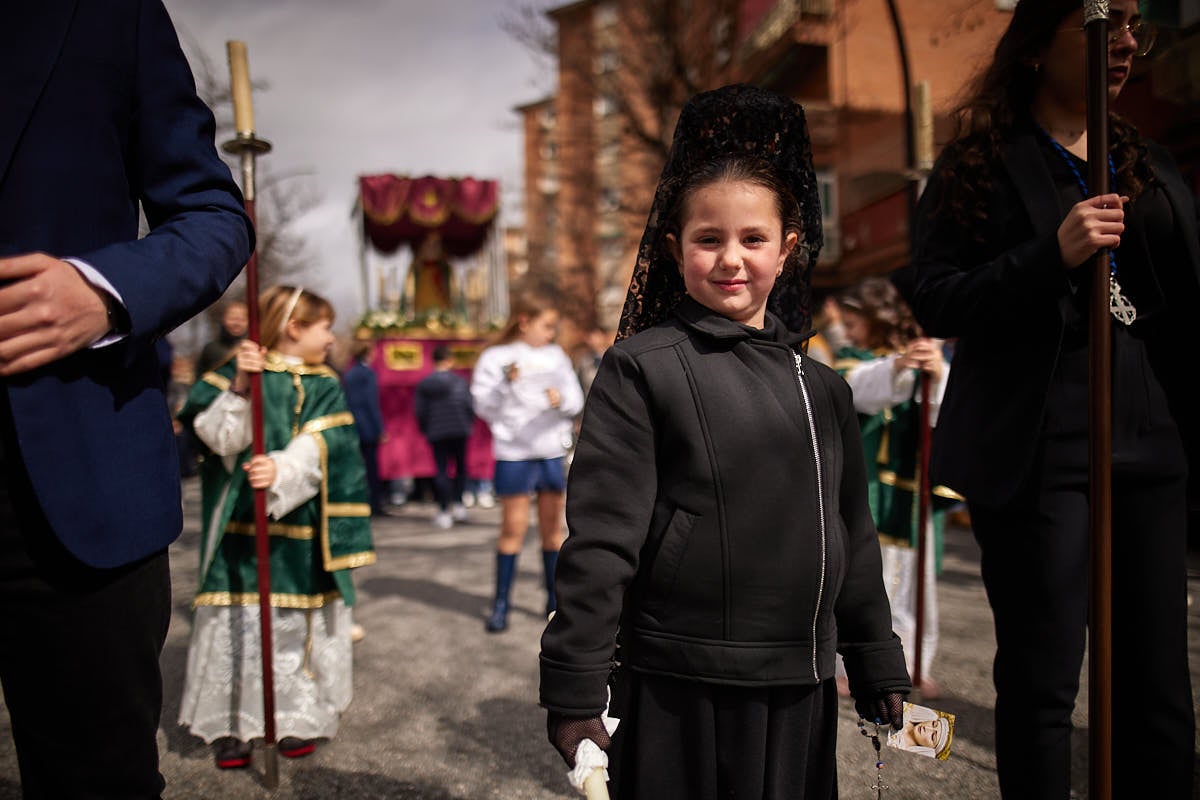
(0, 253), (113, 376)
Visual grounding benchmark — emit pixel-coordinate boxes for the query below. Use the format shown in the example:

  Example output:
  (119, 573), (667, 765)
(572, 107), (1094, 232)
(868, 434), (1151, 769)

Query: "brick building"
(738, 0), (1012, 286)
(517, 0), (741, 343)
(517, 0), (1199, 339)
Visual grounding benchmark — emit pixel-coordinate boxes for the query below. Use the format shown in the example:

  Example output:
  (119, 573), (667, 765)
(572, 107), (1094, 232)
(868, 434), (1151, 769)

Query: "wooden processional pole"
(1083, 2), (1114, 798)
(222, 40), (279, 789)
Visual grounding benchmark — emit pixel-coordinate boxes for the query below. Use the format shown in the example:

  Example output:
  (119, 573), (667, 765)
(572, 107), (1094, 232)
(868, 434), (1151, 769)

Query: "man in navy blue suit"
(0, 1), (253, 796)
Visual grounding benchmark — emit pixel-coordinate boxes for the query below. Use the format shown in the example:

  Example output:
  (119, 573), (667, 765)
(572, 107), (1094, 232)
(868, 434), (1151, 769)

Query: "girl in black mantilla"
(539, 84), (910, 799)
(905, 1), (1198, 797)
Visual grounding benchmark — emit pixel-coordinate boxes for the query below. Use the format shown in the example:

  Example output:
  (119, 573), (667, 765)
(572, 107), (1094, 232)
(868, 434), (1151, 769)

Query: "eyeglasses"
(1066, 19), (1157, 57)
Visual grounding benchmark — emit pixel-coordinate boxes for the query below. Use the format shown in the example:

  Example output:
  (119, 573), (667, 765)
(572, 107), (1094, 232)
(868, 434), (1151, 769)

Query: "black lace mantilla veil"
(615, 83), (824, 341)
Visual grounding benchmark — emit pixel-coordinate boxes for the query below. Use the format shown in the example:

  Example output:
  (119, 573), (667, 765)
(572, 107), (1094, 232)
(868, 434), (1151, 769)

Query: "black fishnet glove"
(854, 691), (906, 731)
(546, 711), (612, 768)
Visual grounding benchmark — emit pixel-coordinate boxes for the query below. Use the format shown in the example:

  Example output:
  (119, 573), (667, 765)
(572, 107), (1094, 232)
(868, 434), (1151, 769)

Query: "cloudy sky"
(162, 0), (554, 330)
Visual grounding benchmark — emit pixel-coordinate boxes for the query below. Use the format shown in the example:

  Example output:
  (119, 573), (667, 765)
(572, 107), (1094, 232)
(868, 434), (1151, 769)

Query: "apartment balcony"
(741, 0), (834, 59)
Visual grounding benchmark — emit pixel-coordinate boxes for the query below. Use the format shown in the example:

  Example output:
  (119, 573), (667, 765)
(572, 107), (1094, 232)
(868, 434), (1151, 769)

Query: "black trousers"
(969, 443), (1195, 799)
(430, 438), (467, 511)
(0, 395), (170, 799)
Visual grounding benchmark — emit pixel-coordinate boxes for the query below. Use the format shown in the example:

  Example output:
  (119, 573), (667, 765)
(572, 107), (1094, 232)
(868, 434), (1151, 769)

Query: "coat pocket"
(643, 506), (699, 606)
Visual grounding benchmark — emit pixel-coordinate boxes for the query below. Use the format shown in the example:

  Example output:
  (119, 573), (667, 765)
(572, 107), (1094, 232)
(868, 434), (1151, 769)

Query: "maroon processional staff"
(222, 40), (280, 789)
(911, 372), (931, 693)
(1083, 2), (1114, 799)
(910, 80), (935, 696)
(884, 0), (935, 696)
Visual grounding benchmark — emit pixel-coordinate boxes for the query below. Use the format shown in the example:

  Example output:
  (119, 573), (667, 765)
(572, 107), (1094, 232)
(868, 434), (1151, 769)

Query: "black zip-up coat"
(540, 298), (909, 715)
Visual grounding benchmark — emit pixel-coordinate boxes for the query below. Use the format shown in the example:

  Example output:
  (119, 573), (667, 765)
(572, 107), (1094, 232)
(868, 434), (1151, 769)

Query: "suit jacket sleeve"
(77, 0), (252, 341)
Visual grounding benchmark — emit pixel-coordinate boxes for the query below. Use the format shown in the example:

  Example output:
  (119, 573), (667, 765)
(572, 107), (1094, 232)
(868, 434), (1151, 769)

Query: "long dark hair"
(935, 0), (1155, 231)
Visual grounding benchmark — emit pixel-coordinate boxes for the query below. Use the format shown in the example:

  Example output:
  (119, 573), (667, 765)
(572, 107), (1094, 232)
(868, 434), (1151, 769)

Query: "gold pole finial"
(1084, 0), (1110, 25)
(226, 41), (255, 135)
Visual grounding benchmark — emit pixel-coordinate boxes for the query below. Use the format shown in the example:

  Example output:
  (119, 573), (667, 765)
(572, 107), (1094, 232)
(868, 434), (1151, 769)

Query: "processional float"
(354, 174), (503, 494)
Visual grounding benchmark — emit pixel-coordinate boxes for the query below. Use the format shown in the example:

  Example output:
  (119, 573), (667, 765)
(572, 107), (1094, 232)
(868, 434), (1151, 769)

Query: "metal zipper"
(793, 351), (827, 680)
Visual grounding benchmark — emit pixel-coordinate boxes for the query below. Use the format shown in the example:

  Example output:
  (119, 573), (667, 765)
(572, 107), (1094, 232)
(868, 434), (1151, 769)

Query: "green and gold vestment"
(834, 346), (961, 571)
(179, 353), (376, 609)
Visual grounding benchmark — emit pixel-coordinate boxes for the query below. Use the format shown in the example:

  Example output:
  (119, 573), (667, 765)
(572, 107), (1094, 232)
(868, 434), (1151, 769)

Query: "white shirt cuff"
(64, 257), (128, 348)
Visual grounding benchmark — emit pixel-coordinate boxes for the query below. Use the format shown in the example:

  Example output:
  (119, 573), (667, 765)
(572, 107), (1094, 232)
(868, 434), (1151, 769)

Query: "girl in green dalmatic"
(177, 286), (375, 769)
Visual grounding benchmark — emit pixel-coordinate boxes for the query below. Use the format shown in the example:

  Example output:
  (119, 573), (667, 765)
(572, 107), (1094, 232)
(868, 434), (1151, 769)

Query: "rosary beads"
(858, 717), (887, 798)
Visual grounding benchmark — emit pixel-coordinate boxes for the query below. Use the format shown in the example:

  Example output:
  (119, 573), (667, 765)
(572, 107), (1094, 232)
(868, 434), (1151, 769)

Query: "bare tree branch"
(506, 0), (739, 331)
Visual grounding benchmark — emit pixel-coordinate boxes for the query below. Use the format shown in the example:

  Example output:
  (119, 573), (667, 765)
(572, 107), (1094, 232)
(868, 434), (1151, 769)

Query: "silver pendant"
(1109, 276), (1137, 326)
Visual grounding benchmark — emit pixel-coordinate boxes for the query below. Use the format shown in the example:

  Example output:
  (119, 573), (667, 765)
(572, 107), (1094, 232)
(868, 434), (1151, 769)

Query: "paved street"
(2, 477), (1199, 798)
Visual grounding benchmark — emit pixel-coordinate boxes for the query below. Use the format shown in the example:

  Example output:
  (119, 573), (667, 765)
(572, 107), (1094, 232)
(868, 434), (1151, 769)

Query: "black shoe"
(485, 599), (509, 633)
(278, 737), (316, 758)
(214, 737), (252, 769)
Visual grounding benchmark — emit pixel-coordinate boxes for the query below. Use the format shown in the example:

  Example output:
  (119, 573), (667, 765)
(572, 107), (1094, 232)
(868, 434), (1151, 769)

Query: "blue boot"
(542, 549), (559, 618)
(485, 552), (517, 633)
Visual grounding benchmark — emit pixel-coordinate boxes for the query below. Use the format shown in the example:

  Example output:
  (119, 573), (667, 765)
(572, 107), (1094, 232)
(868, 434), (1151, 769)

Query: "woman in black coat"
(906, 1), (1197, 796)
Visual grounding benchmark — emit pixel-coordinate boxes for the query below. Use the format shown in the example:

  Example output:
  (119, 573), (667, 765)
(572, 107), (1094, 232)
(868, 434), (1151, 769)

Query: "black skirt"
(607, 671), (838, 800)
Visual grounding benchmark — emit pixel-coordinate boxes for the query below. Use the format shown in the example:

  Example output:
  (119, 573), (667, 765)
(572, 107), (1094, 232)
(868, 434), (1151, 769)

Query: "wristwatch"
(103, 291), (130, 336)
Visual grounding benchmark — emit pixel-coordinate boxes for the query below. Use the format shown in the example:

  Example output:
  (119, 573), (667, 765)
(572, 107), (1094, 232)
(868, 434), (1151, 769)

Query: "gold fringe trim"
(933, 485), (965, 501)
(224, 521), (314, 540)
(263, 351), (340, 379)
(879, 470), (963, 501)
(877, 533), (913, 549)
(202, 372), (231, 391)
(326, 502), (371, 517)
(326, 551), (377, 570)
(192, 590), (341, 609)
(301, 413), (355, 435)
(312, 432), (376, 572)
(879, 469), (915, 492)
(290, 372), (305, 438)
